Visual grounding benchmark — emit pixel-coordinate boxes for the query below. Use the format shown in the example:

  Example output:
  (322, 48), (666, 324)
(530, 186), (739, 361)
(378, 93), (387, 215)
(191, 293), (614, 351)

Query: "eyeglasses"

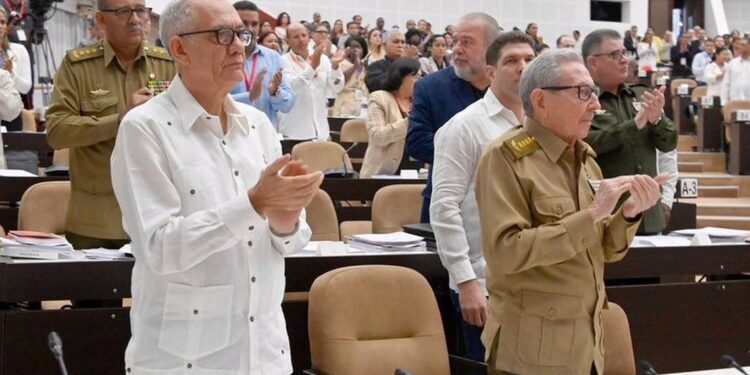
(178, 28), (253, 47)
(541, 85), (601, 101)
(591, 49), (628, 61)
(101, 7), (152, 19)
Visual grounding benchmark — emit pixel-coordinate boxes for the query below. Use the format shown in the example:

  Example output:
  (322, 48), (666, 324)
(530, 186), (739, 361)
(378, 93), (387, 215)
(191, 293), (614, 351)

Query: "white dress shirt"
(721, 56), (750, 105)
(112, 76), (311, 375)
(704, 62), (726, 97)
(430, 90), (519, 294)
(656, 150), (678, 208)
(278, 51), (344, 140)
(691, 51), (713, 83)
(636, 42), (658, 70)
(0, 69), (22, 122)
(4, 43), (32, 94)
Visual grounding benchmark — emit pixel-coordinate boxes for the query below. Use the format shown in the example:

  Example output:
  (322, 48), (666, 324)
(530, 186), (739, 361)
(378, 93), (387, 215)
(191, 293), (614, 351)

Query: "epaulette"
(67, 45), (104, 63)
(502, 131), (540, 160)
(143, 44), (172, 61)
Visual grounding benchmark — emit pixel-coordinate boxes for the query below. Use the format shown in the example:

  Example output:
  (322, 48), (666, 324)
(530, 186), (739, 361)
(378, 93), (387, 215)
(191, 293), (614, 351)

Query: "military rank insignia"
(503, 132), (540, 160)
(147, 73), (170, 95)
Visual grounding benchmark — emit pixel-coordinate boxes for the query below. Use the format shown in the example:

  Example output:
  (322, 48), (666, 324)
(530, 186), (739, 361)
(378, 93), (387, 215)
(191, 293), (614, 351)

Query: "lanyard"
(4, 0), (24, 18)
(243, 54), (260, 92)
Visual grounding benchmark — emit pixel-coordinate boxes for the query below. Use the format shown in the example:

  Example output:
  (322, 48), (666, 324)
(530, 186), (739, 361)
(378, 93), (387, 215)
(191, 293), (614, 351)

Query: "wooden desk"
(1, 132), (54, 167)
(728, 113), (750, 175)
(672, 90), (696, 134)
(0, 175), (67, 231)
(696, 97), (723, 151)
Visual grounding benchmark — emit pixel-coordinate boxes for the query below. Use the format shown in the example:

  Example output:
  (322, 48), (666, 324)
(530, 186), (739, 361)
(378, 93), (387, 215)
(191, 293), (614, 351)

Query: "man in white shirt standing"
(691, 39), (715, 84)
(721, 36), (750, 105)
(279, 23), (345, 140)
(430, 31), (535, 361)
(0, 69), (23, 168)
(111, 1), (323, 373)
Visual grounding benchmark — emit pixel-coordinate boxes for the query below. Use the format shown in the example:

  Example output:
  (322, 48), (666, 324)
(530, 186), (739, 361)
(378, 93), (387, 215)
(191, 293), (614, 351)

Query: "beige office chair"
(17, 181), (70, 234)
(690, 86), (708, 103)
(306, 189), (339, 241)
(308, 265), (450, 375)
(52, 149), (70, 166)
(340, 119), (368, 143)
(722, 100), (750, 144)
(0, 224), (4, 236)
(670, 78), (697, 95)
(21, 109), (36, 132)
(291, 141), (354, 174)
(371, 184), (424, 233)
(603, 302), (636, 375)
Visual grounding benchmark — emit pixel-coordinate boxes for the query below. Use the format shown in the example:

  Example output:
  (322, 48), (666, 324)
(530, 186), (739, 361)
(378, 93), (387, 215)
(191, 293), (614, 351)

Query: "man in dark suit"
(406, 13), (500, 226)
(365, 31), (419, 92)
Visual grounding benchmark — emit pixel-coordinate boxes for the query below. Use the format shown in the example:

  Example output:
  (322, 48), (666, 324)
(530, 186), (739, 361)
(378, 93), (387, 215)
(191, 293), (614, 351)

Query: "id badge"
(16, 30), (26, 42)
(680, 57), (687, 66)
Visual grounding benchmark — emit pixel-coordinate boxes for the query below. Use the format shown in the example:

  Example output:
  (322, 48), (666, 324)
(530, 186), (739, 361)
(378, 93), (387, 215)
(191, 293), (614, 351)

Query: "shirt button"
(252, 125), (256, 129)
(190, 189), (195, 195)
(582, 238), (589, 247)
(548, 308), (557, 318)
(234, 171), (239, 176)
(556, 206), (562, 214)
(250, 316), (255, 322)
(248, 241), (253, 246)
(251, 276), (256, 282)
(284, 240), (290, 245)
(281, 349), (285, 354)
(127, 368), (131, 373)
(166, 121), (172, 126)
(193, 309), (199, 315)
(221, 140), (227, 145)
(187, 363), (192, 369)
(248, 226), (254, 231)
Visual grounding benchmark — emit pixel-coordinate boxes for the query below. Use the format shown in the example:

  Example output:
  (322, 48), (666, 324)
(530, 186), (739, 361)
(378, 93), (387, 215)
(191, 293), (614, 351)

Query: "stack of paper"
(0, 231), (75, 260)
(670, 227), (750, 243)
(347, 232), (427, 252)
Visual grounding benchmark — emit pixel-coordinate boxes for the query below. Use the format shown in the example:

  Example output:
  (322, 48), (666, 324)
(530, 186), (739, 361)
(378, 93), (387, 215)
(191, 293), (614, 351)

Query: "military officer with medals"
(476, 50), (669, 375)
(46, 0), (176, 249)
(582, 29), (678, 235)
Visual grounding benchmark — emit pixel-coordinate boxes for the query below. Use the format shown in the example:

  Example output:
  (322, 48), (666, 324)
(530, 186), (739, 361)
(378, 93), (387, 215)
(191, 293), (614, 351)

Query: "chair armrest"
(449, 354), (488, 375)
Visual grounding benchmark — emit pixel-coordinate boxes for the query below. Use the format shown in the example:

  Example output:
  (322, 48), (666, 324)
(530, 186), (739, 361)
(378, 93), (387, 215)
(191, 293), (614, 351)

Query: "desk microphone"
(394, 369), (414, 375)
(48, 331), (69, 375)
(639, 360), (660, 375)
(721, 355), (748, 374)
(324, 142), (359, 179)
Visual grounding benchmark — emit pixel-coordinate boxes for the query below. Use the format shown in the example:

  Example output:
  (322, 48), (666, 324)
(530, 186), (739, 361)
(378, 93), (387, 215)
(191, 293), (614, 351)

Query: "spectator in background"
(365, 31), (407, 92)
(419, 34), (450, 76)
(1, 0), (33, 108)
(360, 58), (420, 178)
(331, 19), (344, 45)
(660, 30), (673, 62)
(275, 11), (290, 50)
(0, 69), (22, 168)
(721, 36), (750, 105)
(0, 7), (31, 131)
(705, 47), (730, 97)
(230, 1), (294, 130)
(525, 22), (543, 50)
(366, 28), (385, 66)
(405, 19), (416, 31)
(260, 20), (273, 35)
(79, 19), (105, 47)
(352, 14), (362, 25)
(332, 35), (368, 117)
(405, 27), (424, 54)
(692, 38), (716, 84)
(671, 34), (694, 78)
(312, 11), (321, 25)
(374, 17), (386, 37)
(309, 23), (336, 56)
(637, 30), (658, 72)
(624, 25), (640, 57)
(714, 35), (725, 49)
(556, 34), (576, 49)
(337, 21), (361, 50)
(279, 23), (345, 140)
(259, 32), (281, 53)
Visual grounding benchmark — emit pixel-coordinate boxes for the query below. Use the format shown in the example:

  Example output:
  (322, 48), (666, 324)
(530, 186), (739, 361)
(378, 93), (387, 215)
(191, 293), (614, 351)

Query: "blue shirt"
(691, 51), (713, 83)
(231, 45), (295, 129)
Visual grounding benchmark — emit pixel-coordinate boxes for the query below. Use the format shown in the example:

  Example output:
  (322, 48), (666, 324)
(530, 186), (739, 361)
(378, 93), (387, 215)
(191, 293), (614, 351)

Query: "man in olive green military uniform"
(582, 29), (678, 235)
(476, 50), (668, 375)
(46, 0), (175, 249)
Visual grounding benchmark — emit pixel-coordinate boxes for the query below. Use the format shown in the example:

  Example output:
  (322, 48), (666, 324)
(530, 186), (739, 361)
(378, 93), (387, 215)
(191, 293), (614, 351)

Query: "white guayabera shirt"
(112, 76), (310, 375)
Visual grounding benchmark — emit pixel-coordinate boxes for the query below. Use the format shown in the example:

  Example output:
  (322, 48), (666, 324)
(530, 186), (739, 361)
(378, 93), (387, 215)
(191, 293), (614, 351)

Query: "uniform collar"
(523, 117), (595, 162)
(168, 75), (250, 136)
(103, 39), (147, 68)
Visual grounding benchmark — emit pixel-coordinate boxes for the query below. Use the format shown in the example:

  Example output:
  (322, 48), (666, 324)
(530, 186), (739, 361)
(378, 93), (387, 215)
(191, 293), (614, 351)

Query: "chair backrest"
(308, 265), (450, 375)
(21, 110), (36, 132)
(0, 224), (5, 236)
(603, 302), (636, 375)
(670, 78), (697, 95)
(690, 86), (708, 102)
(372, 184), (424, 233)
(722, 100), (750, 122)
(306, 189), (339, 241)
(18, 181), (71, 234)
(52, 149), (70, 166)
(340, 119), (368, 143)
(291, 141), (354, 173)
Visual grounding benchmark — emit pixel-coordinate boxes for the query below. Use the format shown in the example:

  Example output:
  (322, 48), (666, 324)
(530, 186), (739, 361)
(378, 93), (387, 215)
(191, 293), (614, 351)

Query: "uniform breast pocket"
(517, 290), (583, 366)
(158, 283), (234, 360)
(81, 96), (118, 117)
(532, 196), (576, 224)
(173, 167), (219, 214)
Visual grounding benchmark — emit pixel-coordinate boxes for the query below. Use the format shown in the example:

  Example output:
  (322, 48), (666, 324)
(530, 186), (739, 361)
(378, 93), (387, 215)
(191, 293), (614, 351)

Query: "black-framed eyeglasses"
(541, 85), (601, 101)
(178, 28), (253, 46)
(101, 7), (152, 19)
(591, 49), (628, 61)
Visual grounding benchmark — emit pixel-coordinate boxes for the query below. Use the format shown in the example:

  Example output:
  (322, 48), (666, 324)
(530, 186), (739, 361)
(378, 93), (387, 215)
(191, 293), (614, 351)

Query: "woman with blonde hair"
(274, 12), (290, 51)
(366, 28), (385, 66)
(0, 8), (31, 131)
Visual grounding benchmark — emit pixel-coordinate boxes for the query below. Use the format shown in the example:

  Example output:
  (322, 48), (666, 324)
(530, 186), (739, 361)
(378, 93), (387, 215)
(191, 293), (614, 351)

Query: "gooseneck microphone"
(48, 331), (69, 375)
(721, 354), (748, 374)
(639, 360), (660, 375)
(394, 369), (414, 375)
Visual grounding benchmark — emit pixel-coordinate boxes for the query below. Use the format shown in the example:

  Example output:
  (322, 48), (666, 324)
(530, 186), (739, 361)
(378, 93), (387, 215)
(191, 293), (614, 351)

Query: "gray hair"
(159, 0), (197, 56)
(97, 0), (108, 9)
(457, 12), (501, 47)
(581, 29), (621, 64)
(520, 49), (584, 117)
